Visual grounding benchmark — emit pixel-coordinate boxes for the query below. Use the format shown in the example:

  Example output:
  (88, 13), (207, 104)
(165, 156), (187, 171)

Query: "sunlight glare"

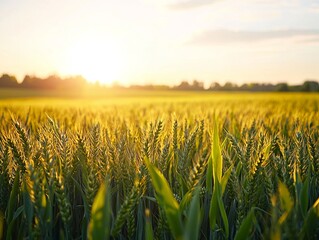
(65, 37), (125, 85)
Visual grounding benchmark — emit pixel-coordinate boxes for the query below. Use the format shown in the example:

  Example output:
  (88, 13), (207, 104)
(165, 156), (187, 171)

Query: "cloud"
(190, 29), (319, 44)
(167, 0), (218, 10)
(166, 0), (298, 10)
(299, 37), (319, 43)
(308, 6), (319, 13)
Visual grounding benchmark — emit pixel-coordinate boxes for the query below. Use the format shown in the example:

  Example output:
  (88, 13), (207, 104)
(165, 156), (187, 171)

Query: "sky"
(0, 0), (319, 86)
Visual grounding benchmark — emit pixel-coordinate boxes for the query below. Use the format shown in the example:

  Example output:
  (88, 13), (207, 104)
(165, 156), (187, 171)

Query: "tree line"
(1, 73), (319, 92)
(0, 74), (87, 90)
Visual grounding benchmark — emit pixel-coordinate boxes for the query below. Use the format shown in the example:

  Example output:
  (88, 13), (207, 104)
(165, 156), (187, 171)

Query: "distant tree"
(301, 80), (319, 92)
(63, 75), (86, 89)
(250, 83), (261, 91)
(20, 74), (88, 90)
(21, 75), (42, 88)
(0, 74), (19, 88)
(236, 83), (275, 92)
(175, 81), (191, 90)
(209, 82), (221, 90)
(1, 72), (319, 93)
(43, 75), (62, 89)
(276, 83), (289, 92)
(239, 83), (249, 91)
(191, 80), (204, 90)
(262, 84), (276, 92)
(223, 82), (237, 91)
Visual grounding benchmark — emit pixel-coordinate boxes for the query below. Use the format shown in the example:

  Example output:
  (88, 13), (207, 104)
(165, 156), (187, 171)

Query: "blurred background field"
(1, 92), (319, 239)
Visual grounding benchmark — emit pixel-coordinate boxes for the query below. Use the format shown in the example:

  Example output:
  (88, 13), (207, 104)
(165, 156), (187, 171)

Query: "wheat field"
(1, 92), (319, 239)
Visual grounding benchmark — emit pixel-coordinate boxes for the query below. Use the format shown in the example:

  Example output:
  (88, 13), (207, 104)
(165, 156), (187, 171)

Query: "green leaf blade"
(144, 157), (183, 239)
(87, 178), (111, 240)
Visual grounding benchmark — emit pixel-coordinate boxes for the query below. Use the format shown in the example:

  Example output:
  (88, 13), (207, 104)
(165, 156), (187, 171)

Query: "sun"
(64, 37), (125, 85)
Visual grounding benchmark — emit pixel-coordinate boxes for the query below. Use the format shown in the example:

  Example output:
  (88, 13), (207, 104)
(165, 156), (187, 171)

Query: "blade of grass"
(87, 177), (111, 240)
(278, 181), (293, 224)
(206, 155), (213, 194)
(234, 209), (255, 240)
(144, 157), (183, 240)
(300, 178), (309, 218)
(299, 197), (319, 239)
(145, 209), (154, 240)
(209, 118), (229, 238)
(185, 187), (201, 240)
(221, 165), (233, 195)
(212, 119), (222, 183)
(5, 170), (20, 240)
